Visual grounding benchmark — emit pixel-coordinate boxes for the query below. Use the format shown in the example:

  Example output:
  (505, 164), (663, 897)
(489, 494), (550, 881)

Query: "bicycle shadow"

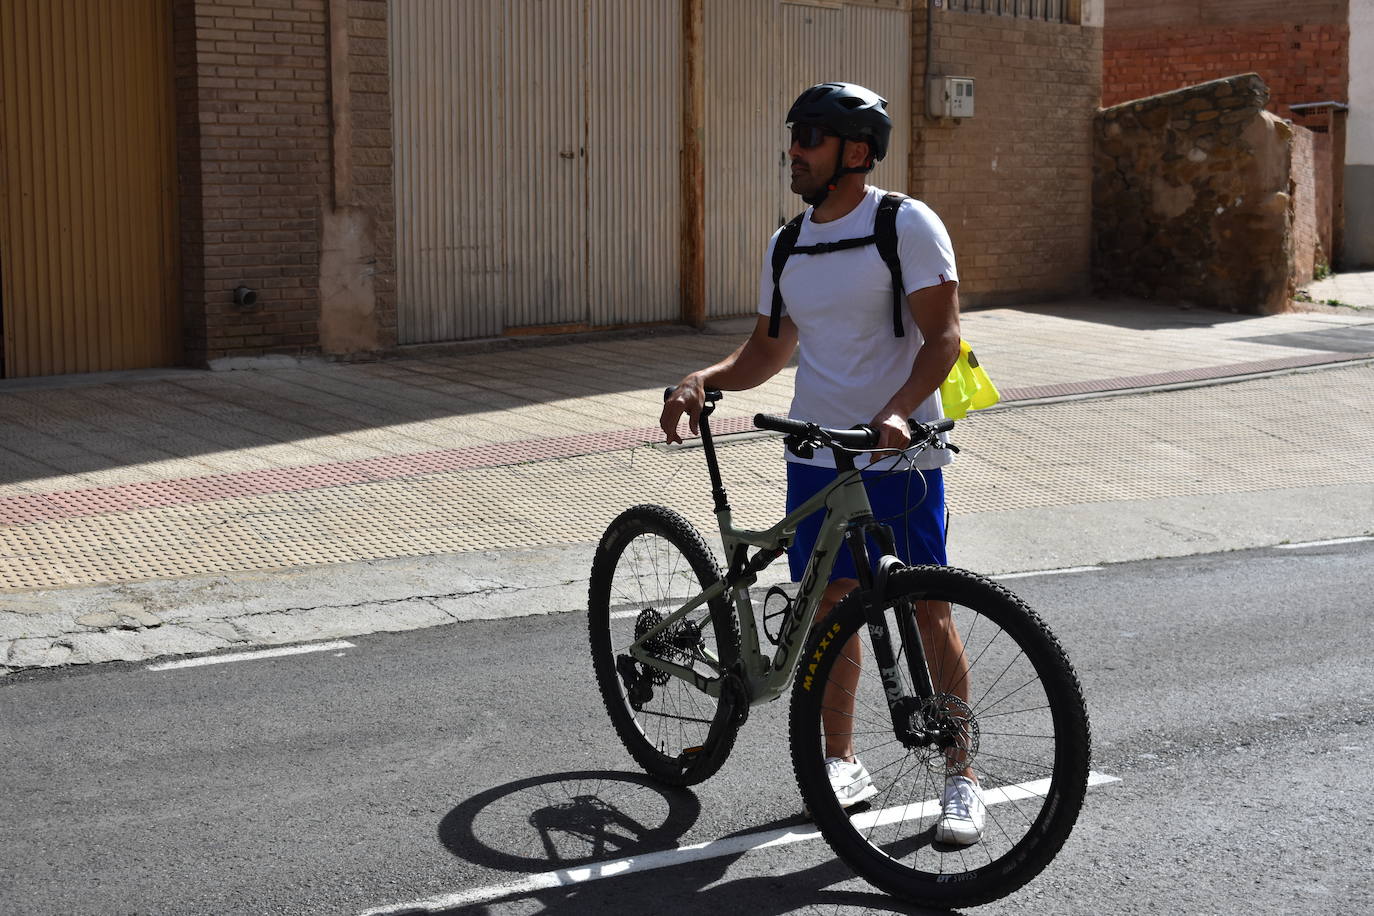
(432, 770), (965, 916)
(438, 769), (702, 872)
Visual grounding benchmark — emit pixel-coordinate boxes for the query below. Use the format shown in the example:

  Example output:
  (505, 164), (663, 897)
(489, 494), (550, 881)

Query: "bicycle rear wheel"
(588, 504), (741, 786)
(789, 565), (1090, 908)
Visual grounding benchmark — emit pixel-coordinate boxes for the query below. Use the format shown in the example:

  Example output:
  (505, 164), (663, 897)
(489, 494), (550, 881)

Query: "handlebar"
(753, 413), (955, 455)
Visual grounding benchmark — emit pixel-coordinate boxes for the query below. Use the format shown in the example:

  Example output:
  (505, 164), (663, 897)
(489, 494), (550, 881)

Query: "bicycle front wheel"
(588, 504), (741, 786)
(789, 565), (1090, 908)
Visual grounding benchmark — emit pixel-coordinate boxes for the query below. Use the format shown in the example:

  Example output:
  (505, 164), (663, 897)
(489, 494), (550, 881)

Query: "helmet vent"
(839, 97), (864, 110)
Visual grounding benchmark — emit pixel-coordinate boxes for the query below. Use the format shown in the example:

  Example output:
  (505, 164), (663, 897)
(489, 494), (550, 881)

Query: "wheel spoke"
(590, 508), (740, 786)
(789, 567), (1090, 908)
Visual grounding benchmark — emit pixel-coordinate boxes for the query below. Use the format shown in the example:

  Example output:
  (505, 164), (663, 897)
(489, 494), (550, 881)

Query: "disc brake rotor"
(915, 695), (980, 775)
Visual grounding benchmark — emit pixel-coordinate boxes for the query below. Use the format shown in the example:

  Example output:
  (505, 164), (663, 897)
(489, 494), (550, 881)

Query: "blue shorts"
(785, 463), (948, 583)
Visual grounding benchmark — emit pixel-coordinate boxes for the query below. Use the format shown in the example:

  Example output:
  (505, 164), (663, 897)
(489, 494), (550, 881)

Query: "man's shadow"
(430, 769), (964, 916)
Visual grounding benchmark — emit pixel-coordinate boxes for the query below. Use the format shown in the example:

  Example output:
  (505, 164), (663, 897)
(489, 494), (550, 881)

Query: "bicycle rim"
(588, 505), (740, 786)
(789, 565), (1090, 907)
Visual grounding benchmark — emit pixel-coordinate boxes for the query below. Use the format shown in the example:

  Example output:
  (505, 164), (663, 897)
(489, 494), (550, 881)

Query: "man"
(660, 82), (984, 845)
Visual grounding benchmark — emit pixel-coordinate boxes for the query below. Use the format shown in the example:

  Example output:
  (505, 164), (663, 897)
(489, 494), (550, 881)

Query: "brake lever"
(909, 420), (959, 454)
(783, 434), (816, 460)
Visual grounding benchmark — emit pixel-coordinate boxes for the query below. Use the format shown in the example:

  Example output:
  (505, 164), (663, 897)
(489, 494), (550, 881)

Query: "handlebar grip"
(753, 413), (811, 436)
(921, 418), (956, 435)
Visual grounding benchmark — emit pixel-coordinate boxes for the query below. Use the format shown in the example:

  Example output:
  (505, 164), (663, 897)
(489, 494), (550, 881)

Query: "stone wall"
(913, 6), (1103, 306)
(1093, 73), (1295, 313)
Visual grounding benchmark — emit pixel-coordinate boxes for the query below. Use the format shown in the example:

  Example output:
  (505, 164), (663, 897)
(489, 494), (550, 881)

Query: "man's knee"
(818, 578), (858, 618)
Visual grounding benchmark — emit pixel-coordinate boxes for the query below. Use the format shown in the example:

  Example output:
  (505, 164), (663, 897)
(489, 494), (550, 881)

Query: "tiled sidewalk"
(1301, 268), (1374, 309)
(0, 298), (1370, 591)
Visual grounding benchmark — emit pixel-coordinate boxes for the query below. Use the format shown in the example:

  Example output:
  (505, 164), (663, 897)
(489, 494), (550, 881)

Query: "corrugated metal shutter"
(705, 0), (913, 319)
(391, 0), (681, 344)
(0, 0), (178, 378)
(501, 0), (589, 333)
(587, 0), (682, 326)
(840, 2), (911, 197)
(704, 0), (784, 319)
(391, 0), (506, 343)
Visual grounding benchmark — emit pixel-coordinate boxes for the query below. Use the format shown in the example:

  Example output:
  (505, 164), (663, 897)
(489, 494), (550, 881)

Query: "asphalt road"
(2, 540), (1371, 916)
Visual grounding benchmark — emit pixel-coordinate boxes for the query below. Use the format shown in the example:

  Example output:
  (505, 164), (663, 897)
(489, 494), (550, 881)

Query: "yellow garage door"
(0, 0), (178, 378)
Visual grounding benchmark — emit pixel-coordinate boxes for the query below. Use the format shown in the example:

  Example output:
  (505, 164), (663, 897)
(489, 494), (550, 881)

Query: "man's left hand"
(869, 409), (911, 465)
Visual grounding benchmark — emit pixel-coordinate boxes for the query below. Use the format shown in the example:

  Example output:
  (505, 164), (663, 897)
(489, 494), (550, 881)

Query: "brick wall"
(173, 0), (394, 363)
(342, 0), (396, 351)
(1102, 1), (1351, 130)
(912, 9), (1102, 306)
(176, 0), (330, 364)
(1104, 0), (1348, 30)
(1104, 23), (1350, 125)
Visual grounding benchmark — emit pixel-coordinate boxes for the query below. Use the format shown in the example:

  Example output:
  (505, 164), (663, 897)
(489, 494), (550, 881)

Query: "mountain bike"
(586, 388), (1091, 908)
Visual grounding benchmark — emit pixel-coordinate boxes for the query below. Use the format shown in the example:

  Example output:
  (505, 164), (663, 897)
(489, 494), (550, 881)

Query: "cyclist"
(661, 82), (984, 845)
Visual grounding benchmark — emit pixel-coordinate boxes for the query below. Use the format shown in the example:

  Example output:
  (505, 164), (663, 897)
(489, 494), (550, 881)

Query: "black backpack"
(767, 191), (908, 339)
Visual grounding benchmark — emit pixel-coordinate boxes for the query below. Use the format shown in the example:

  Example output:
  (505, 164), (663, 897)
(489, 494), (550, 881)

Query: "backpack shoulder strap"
(874, 192), (907, 338)
(768, 212), (806, 338)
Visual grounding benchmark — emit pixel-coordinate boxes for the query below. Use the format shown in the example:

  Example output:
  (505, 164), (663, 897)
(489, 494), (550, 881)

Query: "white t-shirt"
(756, 186), (957, 470)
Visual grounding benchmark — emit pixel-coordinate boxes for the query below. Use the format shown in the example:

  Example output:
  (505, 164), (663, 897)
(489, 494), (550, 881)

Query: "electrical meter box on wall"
(928, 76), (975, 119)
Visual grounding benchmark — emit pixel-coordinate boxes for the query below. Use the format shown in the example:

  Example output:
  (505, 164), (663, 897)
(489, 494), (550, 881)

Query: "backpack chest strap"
(790, 234), (877, 255)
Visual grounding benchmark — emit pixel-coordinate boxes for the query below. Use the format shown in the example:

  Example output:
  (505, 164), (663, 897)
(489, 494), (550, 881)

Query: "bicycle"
(587, 388), (1091, 908)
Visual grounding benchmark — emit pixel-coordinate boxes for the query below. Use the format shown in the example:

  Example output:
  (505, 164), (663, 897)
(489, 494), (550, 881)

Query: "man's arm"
(660, 314), (798, 444)
(870, 280), (962, 456)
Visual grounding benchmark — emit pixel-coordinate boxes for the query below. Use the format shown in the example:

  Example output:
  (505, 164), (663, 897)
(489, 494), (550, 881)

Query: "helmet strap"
(802, 138), (874, 207)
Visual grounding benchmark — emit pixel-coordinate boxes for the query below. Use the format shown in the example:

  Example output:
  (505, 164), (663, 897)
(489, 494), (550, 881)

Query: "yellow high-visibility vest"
(940, 339), (1000, 419)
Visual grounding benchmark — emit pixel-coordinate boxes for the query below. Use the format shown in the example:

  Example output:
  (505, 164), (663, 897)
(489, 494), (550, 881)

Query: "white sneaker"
(825, 756), (879, 808)
(935, 775), (986, 845)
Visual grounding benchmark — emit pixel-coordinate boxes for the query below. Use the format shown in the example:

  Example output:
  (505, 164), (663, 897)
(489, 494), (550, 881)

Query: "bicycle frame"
(627, 403), (936, 710)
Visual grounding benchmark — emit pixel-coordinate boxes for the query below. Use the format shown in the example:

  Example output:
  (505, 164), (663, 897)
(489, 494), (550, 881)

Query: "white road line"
(359, 771), (1121, 915)
(993, 565), (1103, 580)
(145, 640), (356, 671)
(1274, 536), (1373, 550)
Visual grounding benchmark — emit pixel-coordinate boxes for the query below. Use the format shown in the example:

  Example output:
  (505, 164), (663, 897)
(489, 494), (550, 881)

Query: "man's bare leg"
(819, 585), (974, 782)
(818, 578), (861, 761)
(916, 599), (976, 781)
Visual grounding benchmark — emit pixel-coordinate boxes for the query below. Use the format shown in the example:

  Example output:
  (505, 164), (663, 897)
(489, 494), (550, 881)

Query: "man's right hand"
(661, 376), (706, 444)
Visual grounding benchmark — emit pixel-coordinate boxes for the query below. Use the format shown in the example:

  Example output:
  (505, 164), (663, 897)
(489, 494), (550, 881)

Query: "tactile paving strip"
(0, 366), (1371, 591)
(4, 352), (1366, 527)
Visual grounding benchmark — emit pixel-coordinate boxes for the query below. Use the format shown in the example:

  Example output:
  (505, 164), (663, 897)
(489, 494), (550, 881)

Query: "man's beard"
(791, 170), (825, 205)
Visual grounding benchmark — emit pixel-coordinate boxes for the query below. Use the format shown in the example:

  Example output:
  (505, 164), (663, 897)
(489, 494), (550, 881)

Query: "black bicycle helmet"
(786, 82), (892, 161)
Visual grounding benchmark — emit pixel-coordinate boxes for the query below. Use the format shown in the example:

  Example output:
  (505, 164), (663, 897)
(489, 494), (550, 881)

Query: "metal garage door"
(0, 0), (179, 377)
(705, 0), (911, 318)
(391, 0), (682, 344)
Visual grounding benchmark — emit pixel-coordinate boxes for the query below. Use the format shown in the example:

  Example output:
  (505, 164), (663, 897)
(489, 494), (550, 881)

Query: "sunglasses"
(789, 124), (835, 149)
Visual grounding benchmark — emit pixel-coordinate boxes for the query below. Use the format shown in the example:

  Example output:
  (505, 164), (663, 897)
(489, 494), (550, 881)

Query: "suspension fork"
(844, 519), (937, 713)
